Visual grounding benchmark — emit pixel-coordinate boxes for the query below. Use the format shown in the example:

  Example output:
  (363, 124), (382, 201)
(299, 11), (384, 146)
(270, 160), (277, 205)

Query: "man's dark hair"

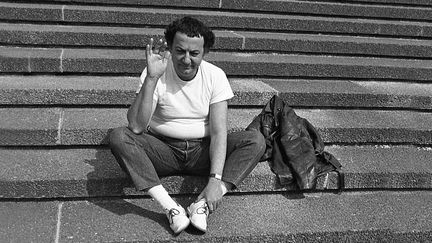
(164, 16), (215, 53)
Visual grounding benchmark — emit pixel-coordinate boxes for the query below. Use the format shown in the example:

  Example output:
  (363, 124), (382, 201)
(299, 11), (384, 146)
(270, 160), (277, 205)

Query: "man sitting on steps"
(109, 16), (266, 234)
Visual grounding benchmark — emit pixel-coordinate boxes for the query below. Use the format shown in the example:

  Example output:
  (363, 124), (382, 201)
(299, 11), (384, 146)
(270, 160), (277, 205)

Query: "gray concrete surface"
(0, 108), (61, 145)
(0, 145), (430, 198)
(3, 46), (432, 81)
(2, 2), (432, 38)
(0, 200), (58, 243)
(222, 0), (432, 21)
(1, 191), (431, 242)
(24, 0), (432, 8)
(1, 76), (431, 110)
(3, 23), (432, 59)
(1, 107), (431, 146)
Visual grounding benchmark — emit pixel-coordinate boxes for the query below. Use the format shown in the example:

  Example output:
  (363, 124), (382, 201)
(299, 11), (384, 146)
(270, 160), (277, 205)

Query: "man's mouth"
(182, 66), (193, 72)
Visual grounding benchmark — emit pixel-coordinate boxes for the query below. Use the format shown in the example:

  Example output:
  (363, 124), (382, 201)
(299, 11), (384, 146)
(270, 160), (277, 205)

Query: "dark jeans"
(109, 127), (266, 191)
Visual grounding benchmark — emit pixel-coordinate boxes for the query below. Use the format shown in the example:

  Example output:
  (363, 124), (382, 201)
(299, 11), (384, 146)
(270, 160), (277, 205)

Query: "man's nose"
(182, 52), (191, 64)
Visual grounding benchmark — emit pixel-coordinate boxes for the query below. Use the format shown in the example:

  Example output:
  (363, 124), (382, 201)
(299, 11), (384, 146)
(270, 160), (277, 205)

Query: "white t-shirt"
(138, 59), (234, 139)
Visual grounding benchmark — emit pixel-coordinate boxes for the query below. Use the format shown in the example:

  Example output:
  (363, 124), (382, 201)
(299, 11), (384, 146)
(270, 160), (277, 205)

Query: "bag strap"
(320, 151), (345, 193)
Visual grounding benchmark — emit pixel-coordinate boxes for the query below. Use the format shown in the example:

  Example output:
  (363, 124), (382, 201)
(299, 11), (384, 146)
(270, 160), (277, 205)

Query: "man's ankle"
(147, 184), (178, 210)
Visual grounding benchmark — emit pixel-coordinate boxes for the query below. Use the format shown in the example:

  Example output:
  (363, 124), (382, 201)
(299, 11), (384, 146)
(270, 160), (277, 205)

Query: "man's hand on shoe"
(197, 177), (224, 213)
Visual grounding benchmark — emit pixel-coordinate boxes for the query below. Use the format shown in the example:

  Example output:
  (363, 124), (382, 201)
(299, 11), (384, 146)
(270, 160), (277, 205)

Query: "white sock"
(147, 185), (178, 211)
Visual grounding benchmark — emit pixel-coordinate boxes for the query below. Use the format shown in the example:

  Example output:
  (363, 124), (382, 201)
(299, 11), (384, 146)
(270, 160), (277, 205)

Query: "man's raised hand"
(145, 38), (171, 80)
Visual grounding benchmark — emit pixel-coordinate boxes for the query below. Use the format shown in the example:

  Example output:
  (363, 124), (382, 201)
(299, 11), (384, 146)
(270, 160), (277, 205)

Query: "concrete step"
(223, 0), (432, 21)
(1, 76), (431, 110)
(2, 23), (432, 59)
(0, 108), (431, 146)
(341, 0), (432, 7)
(1, 2), (432, 38)
(0, 145), (431, 198)
(9, 0), (432, 21)
(0, 76), (266, 107)
(12, 0), (432, 8)
(1, 191), (431, 242)
(0, 1), (430, 241)
(2, 47), (432, 80)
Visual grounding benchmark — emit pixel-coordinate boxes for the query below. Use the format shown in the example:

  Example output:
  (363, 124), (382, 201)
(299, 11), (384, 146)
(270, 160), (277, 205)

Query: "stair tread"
(223, 0), (432, 20)
(10, 0), (432, 9)
(2, 46), (432, 81)
(2, 23), (432, 59)
(0, 108), (431, 145)
(1, 2), (432, 38)
(1, 76), (431, 109)
(1, 145), (431, 198)
(2, 191), (432, 242)
(341, 0), (432, 6)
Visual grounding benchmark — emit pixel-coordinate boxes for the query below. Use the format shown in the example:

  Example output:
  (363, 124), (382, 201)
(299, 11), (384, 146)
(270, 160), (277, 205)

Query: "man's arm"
(127, 76), (158, 134)
(127, 38), (170, 134)
(197, 100), (229, 212)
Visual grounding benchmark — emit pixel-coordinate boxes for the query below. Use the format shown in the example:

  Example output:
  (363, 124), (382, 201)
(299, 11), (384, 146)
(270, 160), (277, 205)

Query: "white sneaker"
(187, 199), (209, 232)
(166, 204), (190, 234)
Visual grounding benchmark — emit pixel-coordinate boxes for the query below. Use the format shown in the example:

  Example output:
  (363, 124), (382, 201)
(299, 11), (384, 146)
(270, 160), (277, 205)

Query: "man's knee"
(108, 127), (130, 149)
(246, 130), (266, 152)
(230, 130), (266, 152)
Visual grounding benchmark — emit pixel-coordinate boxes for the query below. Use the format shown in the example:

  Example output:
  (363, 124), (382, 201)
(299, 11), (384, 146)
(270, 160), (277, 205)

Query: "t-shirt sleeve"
(210, 68), (234, 104)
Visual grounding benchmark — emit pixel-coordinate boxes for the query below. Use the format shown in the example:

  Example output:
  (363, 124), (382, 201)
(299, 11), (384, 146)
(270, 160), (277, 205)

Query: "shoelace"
(167, 208), (181, 223)
(194, 202), (209, 215)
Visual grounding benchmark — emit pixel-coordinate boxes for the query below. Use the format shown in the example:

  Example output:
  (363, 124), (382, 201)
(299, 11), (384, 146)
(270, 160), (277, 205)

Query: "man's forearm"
(127, 76), (158, 134)
(208, 100), (229, 177)
(209, 133), (227, 176)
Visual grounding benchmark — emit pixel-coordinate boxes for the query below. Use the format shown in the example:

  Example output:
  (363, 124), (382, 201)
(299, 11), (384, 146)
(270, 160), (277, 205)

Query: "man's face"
(170, 32), (205, 81)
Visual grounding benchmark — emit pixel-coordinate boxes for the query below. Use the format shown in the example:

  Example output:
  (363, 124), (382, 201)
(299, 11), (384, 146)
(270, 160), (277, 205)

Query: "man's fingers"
(207, 200), (221, 214)
(158, 41), (168, 54)
(207, 202), (215, 213)
(145, 38), (154, 60)
(145, 44), (150, 59)
(151, 38), (165, 55)
(148, 38), (154, 52)
(196, 193), (204, 203)
(146, 38), (169, 62)
(163, 50), (171, 61)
